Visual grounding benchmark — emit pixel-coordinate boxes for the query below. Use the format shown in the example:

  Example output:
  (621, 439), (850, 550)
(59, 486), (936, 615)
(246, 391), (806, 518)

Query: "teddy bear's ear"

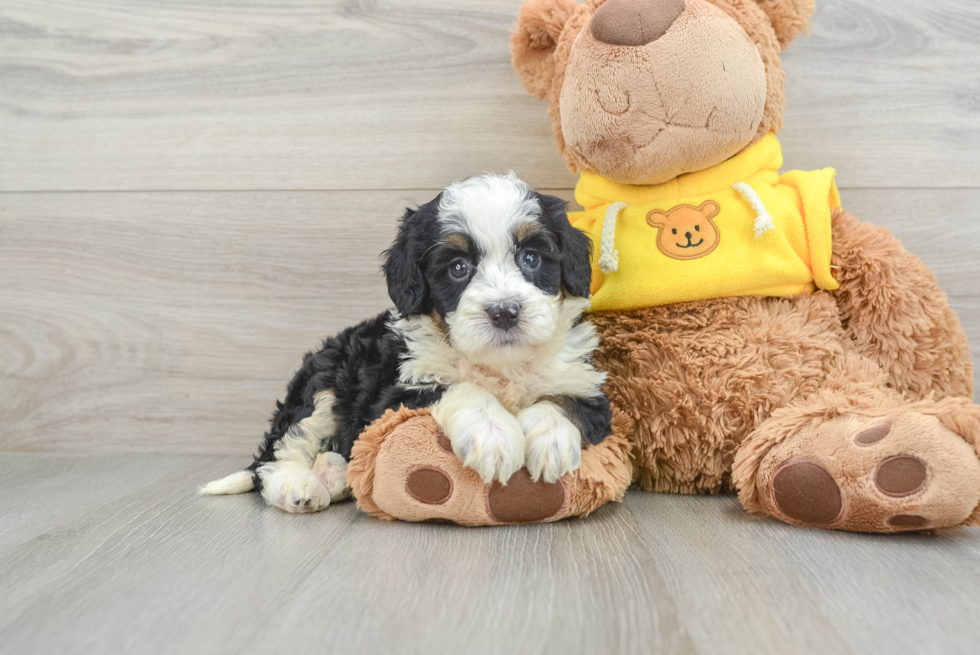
(645, 209), (667, 227)
(755, 0), (816, 49)
(511, 0), (579, 99)
(698, 200), (721, 220)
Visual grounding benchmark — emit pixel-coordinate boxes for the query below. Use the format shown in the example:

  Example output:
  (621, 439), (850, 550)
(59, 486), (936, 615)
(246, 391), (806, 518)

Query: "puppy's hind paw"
(519, 402), (582, 483)
(258, 462), (331, 514)
(313, 451), (352, 502)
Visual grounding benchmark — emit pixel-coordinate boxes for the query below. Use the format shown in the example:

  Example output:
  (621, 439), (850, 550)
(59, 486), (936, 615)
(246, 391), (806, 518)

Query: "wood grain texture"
(2, 188), (977, 455)
(1, 453), (978, 655)
(1, 0), (978, 191)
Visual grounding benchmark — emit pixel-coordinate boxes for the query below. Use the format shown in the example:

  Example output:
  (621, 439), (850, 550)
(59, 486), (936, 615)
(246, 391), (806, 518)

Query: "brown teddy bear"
(505, 0), (980, 532)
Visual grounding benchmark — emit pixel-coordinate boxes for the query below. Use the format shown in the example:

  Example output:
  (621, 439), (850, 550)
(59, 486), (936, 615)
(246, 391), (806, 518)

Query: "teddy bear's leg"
(732, 360), (980, 532)
(830, 207), (973, 400)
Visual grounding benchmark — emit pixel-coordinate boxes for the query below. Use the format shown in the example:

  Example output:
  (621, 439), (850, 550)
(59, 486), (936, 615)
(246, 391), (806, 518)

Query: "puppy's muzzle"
(486, 302), (521, 332)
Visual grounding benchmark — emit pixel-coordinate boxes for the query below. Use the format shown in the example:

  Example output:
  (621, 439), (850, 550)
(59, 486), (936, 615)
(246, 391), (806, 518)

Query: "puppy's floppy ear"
(511, 0), (578, 99)
(382, 207), (431, 316)
(538, 193), (593, 298)
(755, 0), (816, 49)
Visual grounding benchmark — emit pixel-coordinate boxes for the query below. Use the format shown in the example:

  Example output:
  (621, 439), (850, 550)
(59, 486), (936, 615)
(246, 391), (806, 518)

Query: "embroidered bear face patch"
(646, 201), (720, 260)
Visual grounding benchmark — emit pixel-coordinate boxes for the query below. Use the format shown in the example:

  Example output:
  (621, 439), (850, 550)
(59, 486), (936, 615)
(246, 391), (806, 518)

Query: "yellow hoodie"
(571, 134), (841, 313)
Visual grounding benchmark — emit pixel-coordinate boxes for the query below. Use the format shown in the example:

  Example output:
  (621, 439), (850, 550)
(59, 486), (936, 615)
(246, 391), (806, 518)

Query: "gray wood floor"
(2, 1), (980, 653)
(4, 454), (980, 655)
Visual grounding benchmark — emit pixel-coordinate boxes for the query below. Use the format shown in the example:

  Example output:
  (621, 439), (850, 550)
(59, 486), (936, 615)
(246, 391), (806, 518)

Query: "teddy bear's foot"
(753, 411), (980, 532)
(347, 407), (634, 525)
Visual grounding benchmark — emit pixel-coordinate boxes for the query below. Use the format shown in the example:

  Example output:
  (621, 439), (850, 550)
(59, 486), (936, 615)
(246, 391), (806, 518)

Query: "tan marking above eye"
(514, 222), (542, 242)
(443, 233), (468, 251)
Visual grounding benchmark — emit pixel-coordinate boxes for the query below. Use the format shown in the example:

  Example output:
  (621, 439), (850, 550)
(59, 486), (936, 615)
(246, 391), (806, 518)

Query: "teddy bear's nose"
(591, 0), (686, 47)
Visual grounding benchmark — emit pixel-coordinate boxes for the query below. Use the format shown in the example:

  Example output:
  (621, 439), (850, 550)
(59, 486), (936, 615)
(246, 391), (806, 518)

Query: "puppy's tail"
(201, 470), (255, 496)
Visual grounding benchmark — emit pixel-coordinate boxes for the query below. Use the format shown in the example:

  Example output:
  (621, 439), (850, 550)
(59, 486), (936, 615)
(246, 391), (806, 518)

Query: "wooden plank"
(1, 0), (978, 192)
(781, 0), (980, 188)
(0, 453), (365, 655)
(0, 453), (690, 655)
(0, 190), (408, 455)
(0, 452), (238, 551)
(624, 492), (980, 655)
(1, 188), (977, 455)
(1, 453), (978, 655)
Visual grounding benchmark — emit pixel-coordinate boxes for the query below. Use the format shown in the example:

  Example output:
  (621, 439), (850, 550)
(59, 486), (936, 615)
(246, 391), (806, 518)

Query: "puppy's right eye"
(449, 260), (469, 280)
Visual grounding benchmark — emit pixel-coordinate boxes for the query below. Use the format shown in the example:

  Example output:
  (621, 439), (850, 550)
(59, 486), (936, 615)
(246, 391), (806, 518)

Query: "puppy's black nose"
(486, 302), (520, 331)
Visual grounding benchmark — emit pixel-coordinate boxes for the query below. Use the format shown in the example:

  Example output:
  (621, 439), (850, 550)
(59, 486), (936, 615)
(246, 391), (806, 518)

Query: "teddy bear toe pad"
(771, 460), (842, 525)
(760, 412), (980, 532)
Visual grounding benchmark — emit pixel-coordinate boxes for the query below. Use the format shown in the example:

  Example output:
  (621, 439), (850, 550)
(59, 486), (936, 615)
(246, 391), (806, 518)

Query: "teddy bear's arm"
(829, 207), (973, 401)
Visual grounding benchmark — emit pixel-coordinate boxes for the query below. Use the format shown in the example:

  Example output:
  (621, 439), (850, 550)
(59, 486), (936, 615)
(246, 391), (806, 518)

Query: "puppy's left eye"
(449, 259), (469, 279)
(520, 251), (540, 269)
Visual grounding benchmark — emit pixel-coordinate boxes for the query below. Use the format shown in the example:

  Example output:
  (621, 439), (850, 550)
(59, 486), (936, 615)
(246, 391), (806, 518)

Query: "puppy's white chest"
(454, 363), (549, 413)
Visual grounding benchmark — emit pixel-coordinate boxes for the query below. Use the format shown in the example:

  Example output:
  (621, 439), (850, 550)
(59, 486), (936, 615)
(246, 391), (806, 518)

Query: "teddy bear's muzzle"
(590, 0), (686, 47)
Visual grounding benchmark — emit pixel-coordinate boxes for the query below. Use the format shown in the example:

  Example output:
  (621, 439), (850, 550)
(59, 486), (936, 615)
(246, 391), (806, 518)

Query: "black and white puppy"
(205, 173), (612, 513)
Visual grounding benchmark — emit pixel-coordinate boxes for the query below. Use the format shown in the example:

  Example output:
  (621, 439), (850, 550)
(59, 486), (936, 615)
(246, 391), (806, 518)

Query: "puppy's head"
(383, 173), (592, 360)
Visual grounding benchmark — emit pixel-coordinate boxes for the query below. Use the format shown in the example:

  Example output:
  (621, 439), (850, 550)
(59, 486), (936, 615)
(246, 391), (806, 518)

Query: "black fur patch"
(515, 229), (562, 295)
(423, 232), (480, 317)
(248, 311), (444, 489)
(534, 192), (594, 299)
(546, 394), (613, 446)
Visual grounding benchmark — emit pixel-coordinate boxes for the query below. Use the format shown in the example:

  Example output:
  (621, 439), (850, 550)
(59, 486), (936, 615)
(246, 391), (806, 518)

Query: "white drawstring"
(598, 201), (627, 274)
(733, 182), (774, 238)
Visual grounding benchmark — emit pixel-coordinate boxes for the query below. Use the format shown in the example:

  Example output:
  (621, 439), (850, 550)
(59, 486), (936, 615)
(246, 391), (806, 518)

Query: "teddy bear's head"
(511, 0), (814, 185)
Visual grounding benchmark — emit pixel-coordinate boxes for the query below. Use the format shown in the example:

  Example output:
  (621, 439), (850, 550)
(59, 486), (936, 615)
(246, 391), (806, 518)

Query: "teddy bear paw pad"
(874, 455), (927, 497)
(405, 467), (453, 505)
(771, 459), (842, 525)
(486, 469), (566, 523)
(854, 424), (891, 446)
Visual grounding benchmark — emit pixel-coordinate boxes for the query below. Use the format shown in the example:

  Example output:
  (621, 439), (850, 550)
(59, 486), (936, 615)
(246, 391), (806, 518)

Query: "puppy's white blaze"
(432, 382), (525, 484)
(438, 172), (541, 261)
(447, 261), (561, 358)
(202, 470), (254, 495)
(519, 402), (582, 483)
(395, 296), (604, 414)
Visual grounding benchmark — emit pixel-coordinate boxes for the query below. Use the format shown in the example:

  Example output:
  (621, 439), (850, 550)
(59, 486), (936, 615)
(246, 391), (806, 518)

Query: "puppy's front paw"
(437, 402), (525, 484)
(519, 403), (582, 483)
(258, 462), (331, 513)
